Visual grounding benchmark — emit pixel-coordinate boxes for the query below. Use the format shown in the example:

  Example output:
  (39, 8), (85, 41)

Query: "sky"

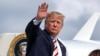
(0, 0), (100, 40)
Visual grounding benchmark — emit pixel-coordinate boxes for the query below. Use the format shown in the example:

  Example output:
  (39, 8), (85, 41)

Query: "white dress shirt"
(56, 39), (62, 56)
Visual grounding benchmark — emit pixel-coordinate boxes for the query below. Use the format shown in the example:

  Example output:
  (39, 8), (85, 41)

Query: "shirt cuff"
(33, 18), (42, 25)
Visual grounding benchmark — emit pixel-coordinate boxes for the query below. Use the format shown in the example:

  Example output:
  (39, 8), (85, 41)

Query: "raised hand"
(36, 2), (48, 20)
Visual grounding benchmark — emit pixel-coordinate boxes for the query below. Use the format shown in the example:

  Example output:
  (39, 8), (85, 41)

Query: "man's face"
(45, 15), (63, 36)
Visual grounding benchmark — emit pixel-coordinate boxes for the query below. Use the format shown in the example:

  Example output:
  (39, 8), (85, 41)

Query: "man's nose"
(54, 22), (57, 27)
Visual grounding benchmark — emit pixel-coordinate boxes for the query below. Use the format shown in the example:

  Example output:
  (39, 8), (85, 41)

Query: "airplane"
(63, 12), (100, 56)
(0, 12), (100, 56)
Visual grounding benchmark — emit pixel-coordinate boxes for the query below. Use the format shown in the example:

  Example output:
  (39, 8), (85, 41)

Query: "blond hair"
(45, 11), (64, 23)
(47, 11), (64, 19)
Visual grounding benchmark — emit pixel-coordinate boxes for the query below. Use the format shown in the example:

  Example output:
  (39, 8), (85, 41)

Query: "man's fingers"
(43, 2), (47, 9)
(38, 3), (43, 12)
(41, 3), (44, 9)
(39, 2), (48, 12)
(38, 6), (41, 12)
(44, 3), (48, 11)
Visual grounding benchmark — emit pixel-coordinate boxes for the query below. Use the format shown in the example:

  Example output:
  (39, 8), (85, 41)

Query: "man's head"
(19, 42), (27, 55)
(89, 49), (100, 56)
(45, 11), (64, 37)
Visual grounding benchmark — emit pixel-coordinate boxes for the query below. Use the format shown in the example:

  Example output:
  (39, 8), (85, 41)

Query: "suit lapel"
(43, 29), (54, 56)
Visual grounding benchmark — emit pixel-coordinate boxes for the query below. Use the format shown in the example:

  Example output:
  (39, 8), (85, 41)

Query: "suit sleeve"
(25, 18), (41, 55)
(25, 18), (41, 38)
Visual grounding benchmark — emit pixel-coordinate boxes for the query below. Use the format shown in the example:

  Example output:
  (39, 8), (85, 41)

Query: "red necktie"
(53, 39), (58, 56)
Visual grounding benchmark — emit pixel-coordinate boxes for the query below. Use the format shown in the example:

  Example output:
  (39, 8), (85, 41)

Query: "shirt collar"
(51, 36), (58, 40)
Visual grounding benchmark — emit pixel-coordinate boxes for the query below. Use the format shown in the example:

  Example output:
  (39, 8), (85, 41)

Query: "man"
(25, 2), (66, 56)
(89, 49), (100, 56)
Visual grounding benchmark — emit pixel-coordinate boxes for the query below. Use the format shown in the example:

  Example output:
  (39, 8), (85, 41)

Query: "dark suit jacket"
(25, 19), (66, 56)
